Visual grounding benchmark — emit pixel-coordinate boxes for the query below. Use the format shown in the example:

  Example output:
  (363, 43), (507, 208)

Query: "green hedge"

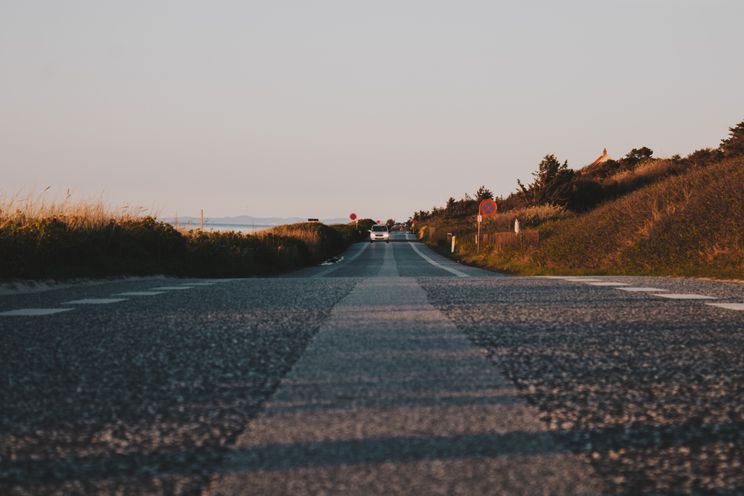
(0, 218), (364, 280)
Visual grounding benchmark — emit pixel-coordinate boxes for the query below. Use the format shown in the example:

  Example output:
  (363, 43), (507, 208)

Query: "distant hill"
(162, 215), (350, 227)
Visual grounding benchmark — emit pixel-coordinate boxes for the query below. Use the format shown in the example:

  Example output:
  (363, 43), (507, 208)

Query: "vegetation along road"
(1, 232), (743, 494)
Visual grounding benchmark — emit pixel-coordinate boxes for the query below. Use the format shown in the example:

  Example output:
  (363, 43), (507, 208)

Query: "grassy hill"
(415, 120), (744, 279)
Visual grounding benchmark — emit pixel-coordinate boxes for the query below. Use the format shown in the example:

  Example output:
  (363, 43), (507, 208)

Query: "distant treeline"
(414, 119), (744, 221)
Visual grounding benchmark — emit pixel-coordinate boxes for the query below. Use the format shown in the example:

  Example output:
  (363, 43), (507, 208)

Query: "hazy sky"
(2, 1), (743, 221)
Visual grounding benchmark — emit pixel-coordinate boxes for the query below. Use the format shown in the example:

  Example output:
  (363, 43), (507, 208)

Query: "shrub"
(0, 205), (361, 280)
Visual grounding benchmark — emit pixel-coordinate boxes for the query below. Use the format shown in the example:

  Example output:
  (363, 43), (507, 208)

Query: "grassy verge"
(0, 202), (374, 280)
(418, 156), (744, 279)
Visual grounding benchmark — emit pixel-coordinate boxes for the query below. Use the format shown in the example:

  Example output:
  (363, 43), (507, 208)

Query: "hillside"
(414, 120), (744, 279)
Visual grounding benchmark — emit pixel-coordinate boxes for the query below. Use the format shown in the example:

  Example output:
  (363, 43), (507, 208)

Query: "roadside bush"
(0, 215), (361, 280)
(0, 216), (186, 278)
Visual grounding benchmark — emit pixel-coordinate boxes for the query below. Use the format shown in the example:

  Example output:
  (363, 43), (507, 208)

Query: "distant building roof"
(589, 148), (612, 168)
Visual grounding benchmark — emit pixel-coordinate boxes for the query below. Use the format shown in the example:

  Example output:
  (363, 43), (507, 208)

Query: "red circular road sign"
(349, 212), (357, 221)
(479, 199), (498, 217)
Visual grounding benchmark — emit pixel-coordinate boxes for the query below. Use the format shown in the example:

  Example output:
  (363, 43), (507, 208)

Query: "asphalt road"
(1, 232), (743, 494)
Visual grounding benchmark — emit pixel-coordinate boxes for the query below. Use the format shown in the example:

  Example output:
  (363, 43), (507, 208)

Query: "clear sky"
(2, 1), (743, 221)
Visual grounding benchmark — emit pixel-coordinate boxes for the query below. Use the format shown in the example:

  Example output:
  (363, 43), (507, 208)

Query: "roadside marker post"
(476, 215), (482, 252)
(477, 199), (498, 252)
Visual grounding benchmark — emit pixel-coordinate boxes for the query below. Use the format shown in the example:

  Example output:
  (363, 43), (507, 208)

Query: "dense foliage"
(0, 219), (374, 280)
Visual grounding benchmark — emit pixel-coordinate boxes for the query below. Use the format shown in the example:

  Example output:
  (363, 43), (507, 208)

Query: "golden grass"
(0, 191), (153, 229)
(418, 157), (744, 279)
(603, 159), (689, 189)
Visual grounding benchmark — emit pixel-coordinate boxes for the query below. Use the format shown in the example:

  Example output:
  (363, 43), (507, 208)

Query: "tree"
(720, 120), (744, 157)
(474, 186), (494, 201)
(623, 147), (653, 165)
(517, 154), (572, 206)
(687, 147), (722, 166)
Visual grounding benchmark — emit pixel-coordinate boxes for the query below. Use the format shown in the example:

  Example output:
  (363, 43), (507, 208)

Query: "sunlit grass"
(0, 194), (366, 280)
(418, 156), (744, 279)
(0, 190), (153, 230)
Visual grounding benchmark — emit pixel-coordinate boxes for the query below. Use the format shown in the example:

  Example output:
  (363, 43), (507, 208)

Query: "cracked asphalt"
(1, 232), (743, 494)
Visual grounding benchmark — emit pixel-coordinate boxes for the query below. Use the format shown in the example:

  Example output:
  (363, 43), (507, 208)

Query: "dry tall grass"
(531, 155), (744, 277)
(604, 159), (690, 191)
(0, 191), (152, 229)
(417, 157), (743, 278)
(0, 194), (363, 279)
(418, 203), (568, 244)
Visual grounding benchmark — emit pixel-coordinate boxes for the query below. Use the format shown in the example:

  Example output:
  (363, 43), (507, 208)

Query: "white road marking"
(562, 278), (602, 282)
(63, 298), (128, 305)
(0, 308), (74, 316)
(586, 282), (630, 286)
(408, 242), (469, 278)
(314, 242), (370, 277)
(616, 287), (669, 292)
(180, 282), (215, 286)
(151, 286), (194, 290)
(652, 293), (716, 300)
(706, 303), (744, 311)
(114, 291), (166, 296)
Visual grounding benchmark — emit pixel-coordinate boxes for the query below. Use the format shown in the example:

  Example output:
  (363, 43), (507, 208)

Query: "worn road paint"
(314, 243), (371, 278)
(652, 294), (716, 300)
(63, 298), (128, 305)
(0, 308), (74, 316)
(408, 243), (469, 278)
(616, 287), (669, 292)
(706, 302), (744, 311)
(114, 291), (166, 296)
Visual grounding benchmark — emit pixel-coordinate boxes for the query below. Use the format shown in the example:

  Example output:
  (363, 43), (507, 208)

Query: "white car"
(369, 224), (390, 243)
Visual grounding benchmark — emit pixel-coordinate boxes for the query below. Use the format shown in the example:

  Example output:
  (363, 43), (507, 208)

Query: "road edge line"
(408, 242), (469, 278)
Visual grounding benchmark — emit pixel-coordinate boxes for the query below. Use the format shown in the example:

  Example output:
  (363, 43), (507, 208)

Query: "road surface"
(1, 232), (743, 494)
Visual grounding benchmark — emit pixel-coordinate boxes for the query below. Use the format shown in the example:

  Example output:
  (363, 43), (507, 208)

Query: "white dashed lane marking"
(706, 303), (744, 311)
(151, 286), (194, 290)
(652, 294), (716, 300)
(0, 308), (74, 317)
(616, 287), (669, 292)
(114, 291), (166, 296)
(586, 282), (630, 286)
(181, 282), (215, 286)
(63, 298), (128, 305)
